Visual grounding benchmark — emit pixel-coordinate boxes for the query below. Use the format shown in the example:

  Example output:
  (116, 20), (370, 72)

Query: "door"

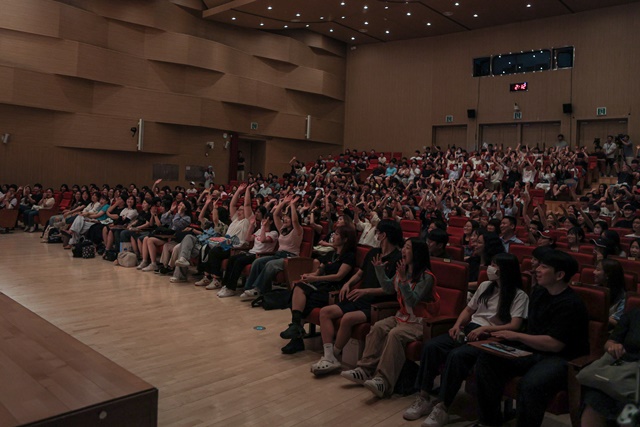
(480, 124), (519, 150)
(577, 119), (628, 148)
(432, 125), (468, 150)
(521, 122), (561, 149)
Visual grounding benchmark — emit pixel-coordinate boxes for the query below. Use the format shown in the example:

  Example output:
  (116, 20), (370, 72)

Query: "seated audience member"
(467, 231), (505, 285)
(625, 216), (640, 237)
(137, 200), (192, 271)
(407, 253), (529, 426)
(592, 219), (608, 236)
(593, 231), (626, 261)
(426, 229), (449, 258)
(580, 307), (640, 427)
(239, 195), (303, 300)
(461, 220), (479, 257)
(592, 258), (626, 327)
(168, 197), (229, 283)
(18, 185), (34, 218)
(64, 193), (110, 246)
(499, 215), (523, 252)
(22, 187), (55, 232)
(103, 195), (139, 252)
(474, 250), (588, 427)
(341, 239), (438, 398)
(48, 190), (89, 229)
(119, 199), (153, 254)
(614, 203), (636, 228)
(216, 210), (278, 298)
(194, 184), (250, 287)
(310, 220), (403, 375)
(535, 230), (555, 247)
(628, 238), (640, 259)
(0, 186), (17, 210)
(566, 226), (585, 252)
(280, 225), (357, 354)
(354, 205), (380, 248)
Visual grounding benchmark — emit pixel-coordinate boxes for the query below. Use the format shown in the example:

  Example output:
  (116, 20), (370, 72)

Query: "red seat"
(579, 267), (637, 292)
(448, 217), (468, 228)
(607, 257), (640, 282)
(625, 292), (640, 312)
(400, 220), (421, 234)
(445, 245), (464, 261)
(509, 244), (535, 262)
(562, 251), (595, 270)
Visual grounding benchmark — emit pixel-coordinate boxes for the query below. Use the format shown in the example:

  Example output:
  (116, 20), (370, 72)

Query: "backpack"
(251, 289), (291, 310)
(103, 249), (118, 262)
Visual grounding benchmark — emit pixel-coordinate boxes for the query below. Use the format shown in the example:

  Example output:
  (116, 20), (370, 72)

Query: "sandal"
(310, 357), (341, 376)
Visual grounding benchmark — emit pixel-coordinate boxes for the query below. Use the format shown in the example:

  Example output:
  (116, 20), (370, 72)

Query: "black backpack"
(251, 289), (291, 310)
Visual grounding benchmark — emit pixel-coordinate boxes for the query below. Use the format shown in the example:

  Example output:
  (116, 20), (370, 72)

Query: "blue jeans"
(24, 209), (39, 227)
(244, 251), (291, 292)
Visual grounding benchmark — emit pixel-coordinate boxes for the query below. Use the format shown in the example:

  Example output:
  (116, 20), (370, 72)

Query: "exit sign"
(514, 112), (522, 120)
(596, 107), (607, 116)
(445, 115), (454, 123)
(250, 122), (258, 130)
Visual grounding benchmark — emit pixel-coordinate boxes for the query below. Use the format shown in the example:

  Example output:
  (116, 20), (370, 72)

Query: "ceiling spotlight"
(259, 22), (264, 26)
(330, 28), (334, 32)
(284, 25), (288, 28)
(296, 13), (301, 17)
(306, 24), (310, 27)
(341, 1), (345, 5)
(427, 22), (432, 26)
(231, 17), (236, 20)
(267, 6), (272, 10)
(351, 36), (355, 40)
(364, 21), (368, 25)
(526, 3), (531, 7)
(341, 16), (346, 19)
(385, 30), (390, 34)
(454, 2), (459, 5)
(320, 16), (324, 19)
(385, 6), (389, 9)
(407, 12), (411, 16)
(473, 13), (478, 17)
(364, 5), (368, 9)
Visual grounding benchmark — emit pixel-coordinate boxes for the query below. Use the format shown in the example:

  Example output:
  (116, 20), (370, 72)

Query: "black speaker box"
(467, 109), (476, 119)
(563, 103), (572, 114)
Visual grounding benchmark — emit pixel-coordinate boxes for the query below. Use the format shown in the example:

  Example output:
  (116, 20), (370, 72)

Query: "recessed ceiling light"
(231, 17), (236, 20)
(351, 36), (356, 40)
(454, 2), (459, 5)
(284, 25), (288, 28)
(260, 23), (264, 26)
(385, 6), (389, 9)
(320, 16), (324, 19)
(407, 12), (412, 16)
(330, 29), (334, 32)
(296, 13), (301, 17)
(306, 24), (310, 27)
(473, 13), (478, 17)
(364, 21), (368, 25)
(341, 16), (346, 19)
(267, 6), (272, 10)
(364, 5), (368, 9)
(341, 1), (346, 5)
(427, 22), (432, 26)
(385, 30), (390, 34)
(527, 3), (532, 7)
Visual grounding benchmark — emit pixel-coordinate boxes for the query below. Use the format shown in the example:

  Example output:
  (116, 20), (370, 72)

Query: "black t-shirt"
(610, 308), (640, 361)
(525, 286), (589, 360)
(131, 210), (151, 228)
(614, 218), (634, 228)
(322, 251), (356, 286)
(238, 157), (245, 171)
(359, 247), (401, 303)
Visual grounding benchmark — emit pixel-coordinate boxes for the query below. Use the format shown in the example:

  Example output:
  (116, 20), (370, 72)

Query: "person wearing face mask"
(405, 253), (529, 426)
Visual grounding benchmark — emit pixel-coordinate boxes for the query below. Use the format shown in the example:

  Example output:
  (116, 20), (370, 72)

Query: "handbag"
(576, 352), (639, 402)
(72, 238), (93, 258)
(82, 243), (96, 259)
(116, 251), (138, 267)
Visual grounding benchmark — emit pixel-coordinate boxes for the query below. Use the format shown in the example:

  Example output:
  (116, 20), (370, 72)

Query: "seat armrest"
(423, 316), (457, 340)
(370, 301), (399, 323)
(568, 354), (601, 371)
(284, 257), (315, 286)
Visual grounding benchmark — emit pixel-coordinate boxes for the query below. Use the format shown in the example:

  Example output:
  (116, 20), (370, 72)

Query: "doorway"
(577, 119), (628, 148)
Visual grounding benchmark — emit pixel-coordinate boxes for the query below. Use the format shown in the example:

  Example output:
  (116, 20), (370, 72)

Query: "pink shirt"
(278, 228), (303, 255)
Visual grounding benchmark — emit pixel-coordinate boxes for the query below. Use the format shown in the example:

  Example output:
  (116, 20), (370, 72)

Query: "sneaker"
(422, 403), (448, 427)
(205, 277), (222, 290)
(194, 276), (211, 287)
(142, 263), (157, 272)
(153, 264), (164, 274)
(310, 357), (342, 376)
(239, 289), (260, 301)
(279, 323), (305, 340)
(175, 257), (190, 268)
(169, 276), (187, 283)
(404, 395), (435, 421)
(340, 367), (371, 385)
(137, 260), (150, 270)
(363, 376), (387, 398)
(217, 286), (237, 298)
(281, 338), (305, 354)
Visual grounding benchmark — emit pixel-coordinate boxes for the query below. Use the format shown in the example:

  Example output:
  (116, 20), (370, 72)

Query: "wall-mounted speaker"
(467, 109), (476, 119)
(563, 103), (572, 114)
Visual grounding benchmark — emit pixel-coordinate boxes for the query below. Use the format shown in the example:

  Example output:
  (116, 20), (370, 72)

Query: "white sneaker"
(137, 260), (150, 270)
(422, 402), (449, 427)
(194, 277), (211, 287)
(142, 263), (157, 272)
(217, 286), (237, 298)
(205, 277), (222, 290)
(169, 276), (187, 283)
(239, 289), (260, 301)
(363, 376), (387, 398)
(404, 395), (435, 421)
(340, 367), (371, 385)
(175, 257), (190, 268)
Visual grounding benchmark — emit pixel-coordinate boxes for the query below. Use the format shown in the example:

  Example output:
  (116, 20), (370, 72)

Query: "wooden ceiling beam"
(203, 0), (258, 18)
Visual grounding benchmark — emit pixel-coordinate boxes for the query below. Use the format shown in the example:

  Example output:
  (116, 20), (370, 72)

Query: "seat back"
(509, 244), (534, 262)
(611, 257), (640, 278)
(355, 245), (372, 269)
(571, 284), (610, 358)
(0, 209), (19, 228)
(625, 292), (640, 313)
(579, 267), (638, 292)
(430, 258), (469, 318)
(448, 216), (468, 228)
(400, 220), (421, 234)
(302, 226), (314, 243)
(445, 245), (464, 261)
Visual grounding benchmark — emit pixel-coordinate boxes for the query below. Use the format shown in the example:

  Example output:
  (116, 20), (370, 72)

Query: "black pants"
(476, 352), (568, 427)
(222, 252), (256, 290)
(205, 246), (231, 277)
(416, 333), (481, 407)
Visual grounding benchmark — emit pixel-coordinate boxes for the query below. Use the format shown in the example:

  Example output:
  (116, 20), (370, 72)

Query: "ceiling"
(201, 0), (639, 45)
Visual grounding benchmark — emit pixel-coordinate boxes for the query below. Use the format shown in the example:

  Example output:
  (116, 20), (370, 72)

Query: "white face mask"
(487, 265), (499, 282)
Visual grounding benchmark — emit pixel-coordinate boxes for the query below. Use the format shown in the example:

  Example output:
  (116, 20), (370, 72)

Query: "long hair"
(477, 253), (522, 324)
(409, 238), (431, 283)
(335, 226), (357, 255)
(600, 259), (626, 305)
(481, 231), (505, 266)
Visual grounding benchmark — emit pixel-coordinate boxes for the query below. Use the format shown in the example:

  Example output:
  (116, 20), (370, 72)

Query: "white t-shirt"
(468, 280), (529, 327)
(226, 214), (250, 245)
(250, 230), (279, 254)
(119, 207), (139, 221)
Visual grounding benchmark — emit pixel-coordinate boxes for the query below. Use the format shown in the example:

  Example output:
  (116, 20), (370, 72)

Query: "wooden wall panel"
(433, 126), (469, 150)
(106, 21), (146, 56)
(345, 3), (640, 154)
(76, 44), (147, 88)
(521, 122), (562, 149)
(0, 30), (79, 77)
(11, 70), (94, 114)
(480, 124), (520, 149)
(59, 3), (108, 47)
(577, 119), (628, 147)
(0, 0), (60, 39)
(264, 139), (343, 176)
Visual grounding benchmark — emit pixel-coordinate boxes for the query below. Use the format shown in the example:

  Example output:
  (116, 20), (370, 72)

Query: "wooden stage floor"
(0, 232), (570, 427)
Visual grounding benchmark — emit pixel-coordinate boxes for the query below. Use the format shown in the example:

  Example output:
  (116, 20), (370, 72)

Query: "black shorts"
(336, 299), (372, 322)
(295, 281), (340, 318)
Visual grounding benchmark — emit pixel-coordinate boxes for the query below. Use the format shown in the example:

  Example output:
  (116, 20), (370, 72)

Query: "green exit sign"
(250, 122), (258, 130)
(596, 107), (607, 116)
(445, 115), (453, 123)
